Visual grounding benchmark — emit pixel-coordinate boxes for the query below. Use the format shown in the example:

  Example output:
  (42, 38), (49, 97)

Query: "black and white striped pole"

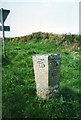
(0, 8), (10, 58)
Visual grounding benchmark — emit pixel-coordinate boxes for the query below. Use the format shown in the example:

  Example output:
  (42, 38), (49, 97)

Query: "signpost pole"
(1, 8), (6, 58)
(0, 8), (10, 58)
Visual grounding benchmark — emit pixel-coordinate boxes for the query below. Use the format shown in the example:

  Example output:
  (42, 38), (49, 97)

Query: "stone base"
(36, 85), (59, 99)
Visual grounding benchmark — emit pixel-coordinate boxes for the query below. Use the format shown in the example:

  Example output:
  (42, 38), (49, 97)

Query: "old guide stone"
(33, 54), (61, 99)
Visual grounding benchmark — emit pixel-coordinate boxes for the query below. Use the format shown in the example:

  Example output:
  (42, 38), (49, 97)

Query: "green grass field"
(2, 33), (80, 119)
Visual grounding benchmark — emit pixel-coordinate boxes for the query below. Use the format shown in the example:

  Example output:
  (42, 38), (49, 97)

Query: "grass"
(2, 33), (80, 119)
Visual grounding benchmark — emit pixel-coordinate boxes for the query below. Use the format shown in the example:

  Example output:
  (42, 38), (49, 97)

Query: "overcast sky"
(0, 0), (79, 37)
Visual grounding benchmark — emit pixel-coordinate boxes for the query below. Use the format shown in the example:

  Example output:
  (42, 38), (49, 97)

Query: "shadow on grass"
(2, 85), (37, 119)
(60, 87), (81, 119)
(60, 87), (80, 101)
(2, 56), (12, 66)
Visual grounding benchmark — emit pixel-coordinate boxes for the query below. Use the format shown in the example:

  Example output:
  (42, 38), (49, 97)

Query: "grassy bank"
(2, 33), (80, 119)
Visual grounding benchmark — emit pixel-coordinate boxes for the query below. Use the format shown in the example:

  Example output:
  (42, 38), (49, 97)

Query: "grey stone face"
(33, 54), (61, 99)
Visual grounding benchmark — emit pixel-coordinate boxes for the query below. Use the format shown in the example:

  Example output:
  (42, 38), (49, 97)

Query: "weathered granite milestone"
(33, 54), (61, 99)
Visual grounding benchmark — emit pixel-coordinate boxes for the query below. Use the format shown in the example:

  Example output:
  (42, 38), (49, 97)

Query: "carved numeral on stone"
(37, 61), (45, 68)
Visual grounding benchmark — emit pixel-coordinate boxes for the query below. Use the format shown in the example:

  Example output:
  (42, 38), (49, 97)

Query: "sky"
(0, 0), (80, 37)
